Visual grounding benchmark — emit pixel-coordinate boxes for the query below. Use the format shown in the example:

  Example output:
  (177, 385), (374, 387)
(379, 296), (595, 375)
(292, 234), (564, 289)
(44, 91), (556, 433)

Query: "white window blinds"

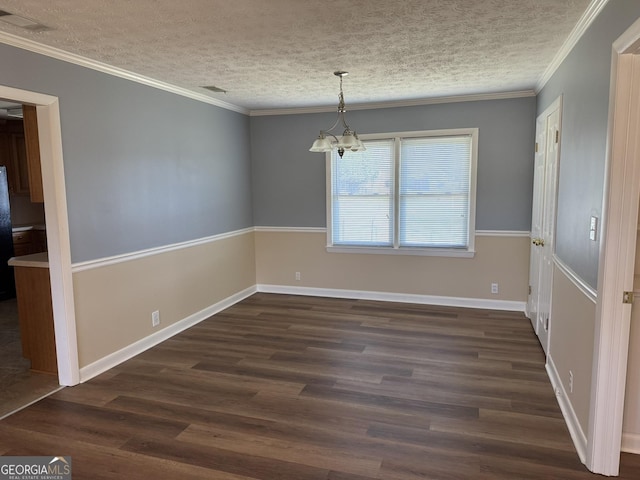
(331, 139), (394, 246)
(399, 135), (472, 248)
(328, 129), (477, 255)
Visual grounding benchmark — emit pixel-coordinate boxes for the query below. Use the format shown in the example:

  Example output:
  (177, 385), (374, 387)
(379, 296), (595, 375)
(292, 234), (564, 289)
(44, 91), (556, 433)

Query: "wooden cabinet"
(22, 105), (44, 203)
(32, 229), (47, 252)
(12, 230), (32, 257)
(12, 261), (57, 374)
(0, 120), (28, 195)
(0, 107), (44, 202)
(12, 229), (47, 256)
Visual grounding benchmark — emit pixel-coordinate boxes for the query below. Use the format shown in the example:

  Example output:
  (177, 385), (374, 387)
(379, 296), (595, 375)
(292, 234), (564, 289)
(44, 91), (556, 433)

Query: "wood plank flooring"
(1, 293), (639, 479)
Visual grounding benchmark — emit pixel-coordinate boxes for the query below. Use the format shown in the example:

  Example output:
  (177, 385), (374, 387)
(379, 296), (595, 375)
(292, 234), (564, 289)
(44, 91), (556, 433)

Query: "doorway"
(588, 17), (640, 476)
(0, 104), (60, 417)
(0, 84), (79, 390)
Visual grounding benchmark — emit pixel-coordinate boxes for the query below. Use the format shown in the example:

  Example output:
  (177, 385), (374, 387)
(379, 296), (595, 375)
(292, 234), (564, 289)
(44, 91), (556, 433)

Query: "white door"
(528, 98), (562, 354)
(527, 115), (547, 334)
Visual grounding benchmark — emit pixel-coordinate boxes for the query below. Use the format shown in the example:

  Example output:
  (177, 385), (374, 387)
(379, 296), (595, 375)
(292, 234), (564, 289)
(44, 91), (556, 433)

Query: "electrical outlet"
(491, 283), (499, 294)
(295, 271), (301, 281)
(569, 370), (574, 394)
(152, 310), (160, 327)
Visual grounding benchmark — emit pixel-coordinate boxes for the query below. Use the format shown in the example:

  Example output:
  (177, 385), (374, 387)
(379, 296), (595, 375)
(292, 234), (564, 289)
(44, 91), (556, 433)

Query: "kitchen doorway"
(0, 104), (61, 417)
(0, 84), (79, 392)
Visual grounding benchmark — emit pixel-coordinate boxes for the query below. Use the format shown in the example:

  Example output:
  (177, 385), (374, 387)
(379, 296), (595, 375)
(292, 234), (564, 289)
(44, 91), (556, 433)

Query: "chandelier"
(309, 71), (366, 158)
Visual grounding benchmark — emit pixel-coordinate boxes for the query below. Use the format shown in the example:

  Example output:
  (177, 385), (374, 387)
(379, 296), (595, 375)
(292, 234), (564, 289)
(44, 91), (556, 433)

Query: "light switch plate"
(589, 216), (598, 241)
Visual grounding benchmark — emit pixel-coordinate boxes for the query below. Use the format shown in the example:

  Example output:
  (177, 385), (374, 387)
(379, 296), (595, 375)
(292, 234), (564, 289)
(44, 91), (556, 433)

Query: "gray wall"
(0, 43), (252, 263)
(251, 97), (537, 231)
(538, 0), (640, 289)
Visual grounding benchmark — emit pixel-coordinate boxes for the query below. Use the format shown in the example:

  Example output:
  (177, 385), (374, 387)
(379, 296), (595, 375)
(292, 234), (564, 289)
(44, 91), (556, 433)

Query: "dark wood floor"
(0, 293), (638, 479)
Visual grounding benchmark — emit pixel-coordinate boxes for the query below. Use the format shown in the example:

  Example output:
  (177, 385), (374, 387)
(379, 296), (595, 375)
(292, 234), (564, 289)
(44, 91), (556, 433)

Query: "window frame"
(325, 128), (478, 257)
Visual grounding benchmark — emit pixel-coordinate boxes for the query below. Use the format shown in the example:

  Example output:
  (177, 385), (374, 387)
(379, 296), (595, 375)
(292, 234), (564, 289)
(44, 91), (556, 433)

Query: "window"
(327, 128), (478, 257)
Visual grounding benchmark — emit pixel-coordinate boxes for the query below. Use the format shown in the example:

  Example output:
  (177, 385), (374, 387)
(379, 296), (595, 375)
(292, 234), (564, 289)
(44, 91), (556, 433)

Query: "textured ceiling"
(0, 0), (591, 111)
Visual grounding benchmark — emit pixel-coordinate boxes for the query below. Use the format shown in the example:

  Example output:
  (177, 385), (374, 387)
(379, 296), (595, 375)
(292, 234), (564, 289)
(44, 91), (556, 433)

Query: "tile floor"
(0, 298), (60, 419)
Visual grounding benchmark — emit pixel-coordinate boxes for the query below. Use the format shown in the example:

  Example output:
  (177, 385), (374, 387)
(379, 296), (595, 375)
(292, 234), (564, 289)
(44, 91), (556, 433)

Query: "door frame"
(588, 17), (640, 476)
(0, 84), (79, 386)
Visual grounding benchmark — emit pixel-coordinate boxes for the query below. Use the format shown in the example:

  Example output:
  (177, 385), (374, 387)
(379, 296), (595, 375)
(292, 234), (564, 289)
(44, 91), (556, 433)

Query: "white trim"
(588, 18), (640, 476)
(553, 255), (597, 303)
(257, 284), (526, 312)
(78, 282), (528, 383)
(358, 128), (476, 141)
(71, 227), (254, 272)
(250, 90), (536, 116)
(253, 227), (530, 238)
(253, 226), (327, 234)
(0, 31), (248, 115)
(546, 355), (588, 463)
(79, 285), (257, 382)
(621, 433), (640, 454)
(612, 17), (640, 53)
(476, 230), (530, 237)
(325, 245), (475, 258)
(0, 84), (80, 387)
(468, 130), (479, 253)
(73, 226), (538, 274)
(536, 0), (610, 92)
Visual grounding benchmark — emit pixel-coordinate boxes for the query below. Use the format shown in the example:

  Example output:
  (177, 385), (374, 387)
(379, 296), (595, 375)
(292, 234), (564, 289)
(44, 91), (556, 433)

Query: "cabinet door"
(31, 230), (47, 253)
(22, 105), (44, 203)
(10, 133), (30, 195)
(12, 230), (32, 257)
(0, 123), (30, 196)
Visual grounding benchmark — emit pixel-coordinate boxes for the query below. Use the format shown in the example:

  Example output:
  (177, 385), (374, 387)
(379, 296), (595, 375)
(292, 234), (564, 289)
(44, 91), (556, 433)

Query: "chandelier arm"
(320, 131), (340, 143)
(322, 113), (345, 135)
(340, 113), (352, 133)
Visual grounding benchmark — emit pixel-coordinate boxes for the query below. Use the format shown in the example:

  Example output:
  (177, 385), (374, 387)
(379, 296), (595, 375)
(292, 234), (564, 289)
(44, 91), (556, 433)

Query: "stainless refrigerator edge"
(0, 166), (15, 300)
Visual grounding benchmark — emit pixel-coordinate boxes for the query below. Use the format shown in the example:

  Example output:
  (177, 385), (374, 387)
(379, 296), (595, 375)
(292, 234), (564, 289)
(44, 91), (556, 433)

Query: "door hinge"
(623, 291), (634, 304)
(555, 130), (559, 143)
(528, 285), (532, 295)
(545, 316), (550, 331)
(535, 142), (539, 153)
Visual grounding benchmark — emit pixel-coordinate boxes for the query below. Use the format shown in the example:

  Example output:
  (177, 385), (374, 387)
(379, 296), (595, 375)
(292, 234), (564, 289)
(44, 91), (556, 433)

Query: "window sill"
(326, 245), (476, 258)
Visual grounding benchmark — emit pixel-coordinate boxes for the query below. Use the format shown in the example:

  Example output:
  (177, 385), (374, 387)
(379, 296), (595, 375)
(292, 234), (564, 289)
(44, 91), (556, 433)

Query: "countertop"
(8, 252), (49, 268)
(12, 224), (46, 232)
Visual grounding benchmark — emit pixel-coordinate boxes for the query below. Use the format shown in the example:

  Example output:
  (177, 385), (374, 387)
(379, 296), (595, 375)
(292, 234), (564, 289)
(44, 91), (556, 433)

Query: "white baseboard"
(622, 432), (640, 454)
(257, 284), (526, 312)
(79, 284), (526, 383)
(546, 355), (588, 463)
(78, 285), (257, 382)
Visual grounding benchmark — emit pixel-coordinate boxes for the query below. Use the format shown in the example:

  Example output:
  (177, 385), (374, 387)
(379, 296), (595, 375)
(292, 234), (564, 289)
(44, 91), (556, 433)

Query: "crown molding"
(0, 0), (603, 119)
(536, 0), (610, 92)
(0, 30), (249, 115)
(250, 90), (536, 116)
